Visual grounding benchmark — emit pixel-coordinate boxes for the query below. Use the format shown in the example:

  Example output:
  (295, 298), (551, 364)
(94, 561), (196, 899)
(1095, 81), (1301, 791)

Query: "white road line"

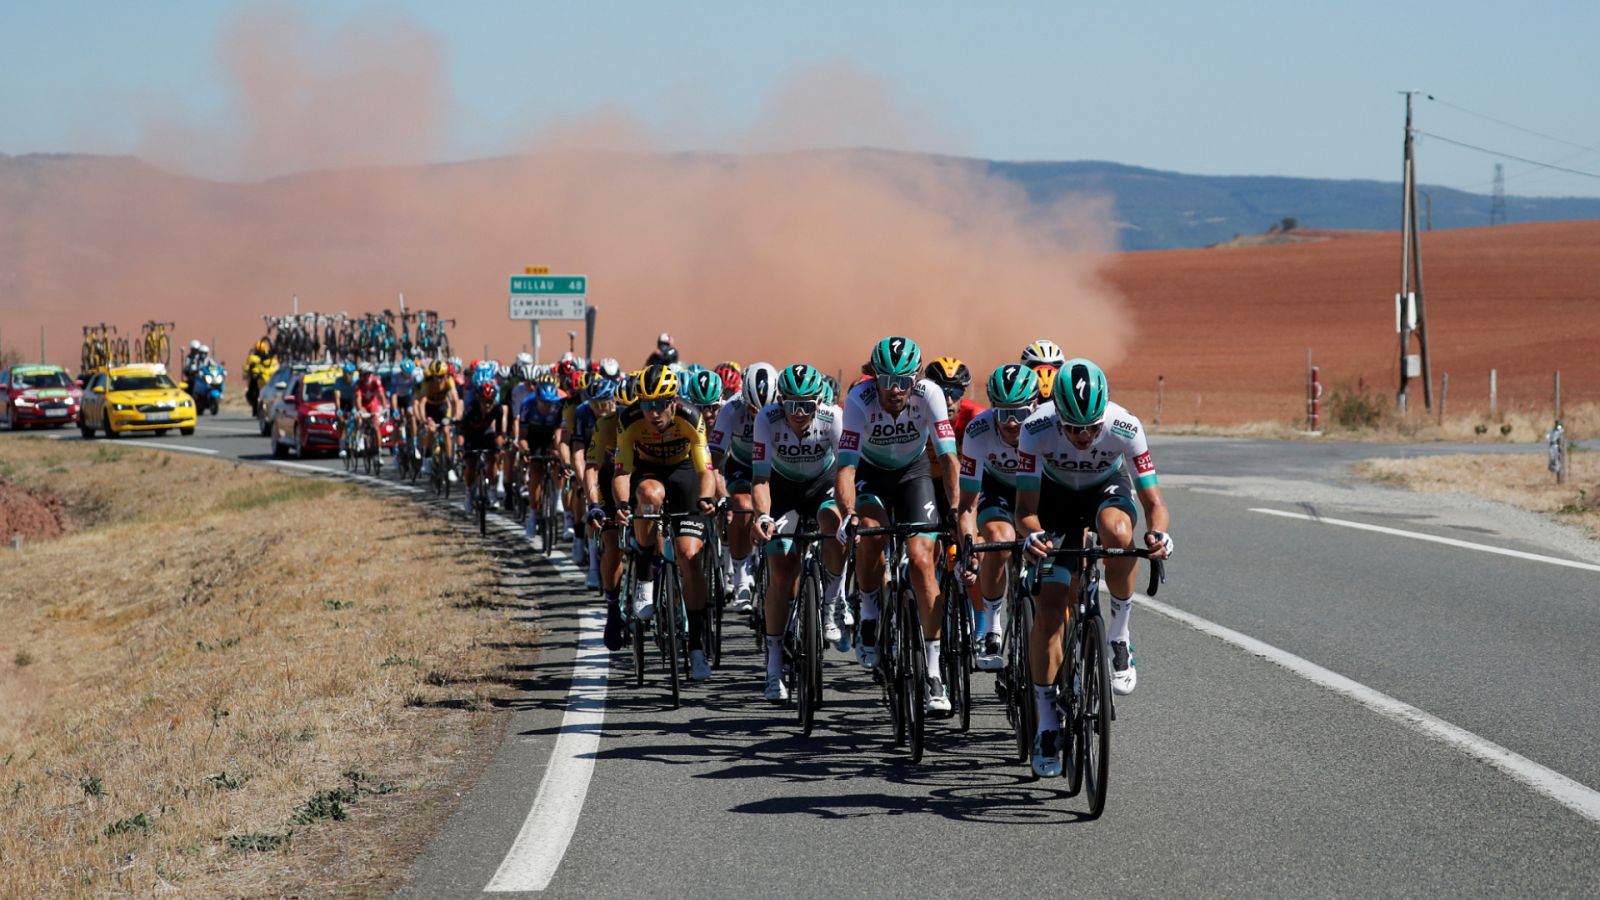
(485, 609), (609, 893)
(194, 426), (264, 435)
(1250, 507), (1600, 574)
(1138, 593), (1600, 825)
(269, 460), (331, 473)
(132, 441), (219, 456)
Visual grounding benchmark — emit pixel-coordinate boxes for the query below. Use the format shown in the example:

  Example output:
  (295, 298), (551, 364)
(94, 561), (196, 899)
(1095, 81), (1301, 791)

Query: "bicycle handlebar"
(963, 536), (1166, 597)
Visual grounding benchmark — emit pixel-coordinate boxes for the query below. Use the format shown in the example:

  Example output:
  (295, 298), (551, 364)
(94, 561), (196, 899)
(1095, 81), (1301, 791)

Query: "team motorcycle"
(188, 361), (227, 415)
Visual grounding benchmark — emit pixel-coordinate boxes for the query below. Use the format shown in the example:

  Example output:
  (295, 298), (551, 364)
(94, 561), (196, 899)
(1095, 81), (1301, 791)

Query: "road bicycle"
(940, 537), (976, 734)
(141, 320), (174, 366)
(624, 508), (707, 709)
(429, 420), (457, 499)
(465, 446), (498, 536)
(776, 523), (831, 736)
(964, 531), (1165, 818)
(848, 519), (941, 764)
(523, 453), (566, 554)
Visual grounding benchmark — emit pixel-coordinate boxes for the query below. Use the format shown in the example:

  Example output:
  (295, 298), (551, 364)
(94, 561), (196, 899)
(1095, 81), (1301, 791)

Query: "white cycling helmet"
(515, 352), (533, 366)
(1021, 339), (1065, 370)
(190, 339), (202, 351)
(742, 362), (779, 411)
(200, 344), (211, 355)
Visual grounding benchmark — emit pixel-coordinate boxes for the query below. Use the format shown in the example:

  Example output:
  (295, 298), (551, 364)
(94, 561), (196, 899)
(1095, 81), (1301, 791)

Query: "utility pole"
(1396, 90), (1434, 412)
(1490, 163), (1507, 225)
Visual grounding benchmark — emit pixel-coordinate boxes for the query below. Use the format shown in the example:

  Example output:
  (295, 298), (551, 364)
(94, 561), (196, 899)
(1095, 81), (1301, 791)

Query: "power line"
(1414, 131), (1600, 181)
(1427, 96), (1600, 154)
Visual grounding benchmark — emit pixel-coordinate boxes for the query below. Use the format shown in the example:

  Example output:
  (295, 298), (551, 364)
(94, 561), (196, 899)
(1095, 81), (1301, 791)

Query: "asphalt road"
(22, 416), (1600, 897)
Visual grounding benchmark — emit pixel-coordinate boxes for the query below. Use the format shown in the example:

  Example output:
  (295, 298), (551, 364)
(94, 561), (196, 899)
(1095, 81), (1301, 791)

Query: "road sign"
(510, 275), (587, 321)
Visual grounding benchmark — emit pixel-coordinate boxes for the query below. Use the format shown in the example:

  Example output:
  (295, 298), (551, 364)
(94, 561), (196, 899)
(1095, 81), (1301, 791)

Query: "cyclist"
(925, 357), (982, 441)
(420, 359), (460, 481)
(331, 361), (361, 458)
(571, 375), (618, 590)
(1016, 358), (1172, 776)
(593, 376), (632, 649)
(1021, 339), (1066, 372)
(835, 336), (960, 713)
(611, 365), (718, 680)
(558, 366), (588, 557)
(517, 380), (565, 542)
(459, 377), (510, 516)
(750, 364), (846, 701)
(245, 339), (274, 416)
(709, 362), (779, 612)
(955, 364), (1040, 670)
(389, 358), (422, 467)
(713, 361), (743, 402)
(354, 363), (389, 466)
(1033, 365), (1057, 402)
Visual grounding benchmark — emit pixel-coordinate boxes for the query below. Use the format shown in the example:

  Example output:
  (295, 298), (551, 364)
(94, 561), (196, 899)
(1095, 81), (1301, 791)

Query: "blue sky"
(3, 1), (1597, 196)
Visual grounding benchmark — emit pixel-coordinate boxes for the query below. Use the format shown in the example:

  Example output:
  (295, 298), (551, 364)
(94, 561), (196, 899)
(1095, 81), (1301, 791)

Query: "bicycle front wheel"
(1080, 614), (1112, 818)
(902, 594), (926, 764)
(797, 569), (820, 736)
(1012, 593), (1036, 766)
(661, 569), (682, 709)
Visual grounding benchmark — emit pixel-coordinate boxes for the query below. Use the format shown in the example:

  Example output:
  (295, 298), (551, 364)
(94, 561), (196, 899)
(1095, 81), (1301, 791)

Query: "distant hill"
(984, 159), (1600, 250)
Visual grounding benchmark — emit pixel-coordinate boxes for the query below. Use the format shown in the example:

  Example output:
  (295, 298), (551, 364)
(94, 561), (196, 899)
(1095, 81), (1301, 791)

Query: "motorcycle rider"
(646, 332), (679, 368)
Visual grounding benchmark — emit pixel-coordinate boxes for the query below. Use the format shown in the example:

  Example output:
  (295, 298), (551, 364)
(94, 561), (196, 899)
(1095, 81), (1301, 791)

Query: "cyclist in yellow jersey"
(420, 360), (461, 479)
(611, 365), (718, 678)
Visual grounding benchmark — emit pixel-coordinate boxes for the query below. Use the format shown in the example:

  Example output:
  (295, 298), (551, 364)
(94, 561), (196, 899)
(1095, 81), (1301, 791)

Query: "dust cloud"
(2, 6), (1128, 385)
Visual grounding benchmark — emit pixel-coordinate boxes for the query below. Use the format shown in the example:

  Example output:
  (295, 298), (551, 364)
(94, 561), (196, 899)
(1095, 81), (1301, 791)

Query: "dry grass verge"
(1152, 401), (1598, 445)
(0, 439), (538, 896)
(1357, 448), (1600, 540)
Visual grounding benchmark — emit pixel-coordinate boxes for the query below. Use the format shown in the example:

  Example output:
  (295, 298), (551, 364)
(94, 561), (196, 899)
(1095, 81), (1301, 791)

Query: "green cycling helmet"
(986, 363), (1039, 407)
(1054, 358), (1109, 426)
(778, 363), (825, 400)
(681, 369), (723, 408)
(870, 336), (922, 378)
(817, 379), (836, 405)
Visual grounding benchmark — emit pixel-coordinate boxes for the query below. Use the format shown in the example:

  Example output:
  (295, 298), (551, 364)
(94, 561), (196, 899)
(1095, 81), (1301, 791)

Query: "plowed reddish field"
(1103, 220), (1600, 425)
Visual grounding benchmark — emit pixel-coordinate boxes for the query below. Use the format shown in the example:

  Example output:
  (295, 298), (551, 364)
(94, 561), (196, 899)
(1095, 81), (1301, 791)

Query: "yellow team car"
(78, 363), (197, 438)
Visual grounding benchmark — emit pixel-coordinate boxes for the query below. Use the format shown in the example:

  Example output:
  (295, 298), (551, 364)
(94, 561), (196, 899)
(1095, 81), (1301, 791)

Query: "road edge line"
(483, 608), (609, 892)
(1249, 507), (1600, 573)
(1137, 592), (1600, 825)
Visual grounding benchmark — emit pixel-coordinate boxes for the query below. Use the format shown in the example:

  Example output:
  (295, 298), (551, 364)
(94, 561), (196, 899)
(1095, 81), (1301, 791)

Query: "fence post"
(1554, 370), (1562, 420)
(1489, 368), (1498, 421)
(1439, 372), (1448, 425)
(1155, 375), (1164, 429)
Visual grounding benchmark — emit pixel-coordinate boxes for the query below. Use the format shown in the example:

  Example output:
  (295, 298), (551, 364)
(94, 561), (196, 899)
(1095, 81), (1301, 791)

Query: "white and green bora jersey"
(1015, 401), (1158, 492)
(838, 378), (956, 471)
(751, 402), (842, 482)
(708, 401), (756, 466)
(958, 408), (1026, 492)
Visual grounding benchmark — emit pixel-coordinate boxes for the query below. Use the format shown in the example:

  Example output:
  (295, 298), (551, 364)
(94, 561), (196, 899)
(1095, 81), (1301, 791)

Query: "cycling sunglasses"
(876, 374), (916, 392)
(994, 405), (1033, 425)
(641, 398), (675, 414)
(943, 386), (966, 401)
(782, 399), (818, 416)
(1061, 421), (1103, 437)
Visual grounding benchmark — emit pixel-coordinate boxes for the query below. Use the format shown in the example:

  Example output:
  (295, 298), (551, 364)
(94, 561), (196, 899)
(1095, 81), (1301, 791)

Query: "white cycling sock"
(732, 555), (750, 586)
(983, 593), (1004, 638)
(766, 635), (783, 679)
(823, 569), (844, 606)
(925, 640), (941, 679)
(588, 546), (601, 578)
(1034, 683), (1061, 734)
(1106, 592), (1133, 645)
(860, 588), (881, 621)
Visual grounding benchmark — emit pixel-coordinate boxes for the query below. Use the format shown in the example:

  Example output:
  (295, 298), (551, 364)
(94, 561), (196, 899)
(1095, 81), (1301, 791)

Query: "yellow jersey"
(616, 403), (711, 474)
